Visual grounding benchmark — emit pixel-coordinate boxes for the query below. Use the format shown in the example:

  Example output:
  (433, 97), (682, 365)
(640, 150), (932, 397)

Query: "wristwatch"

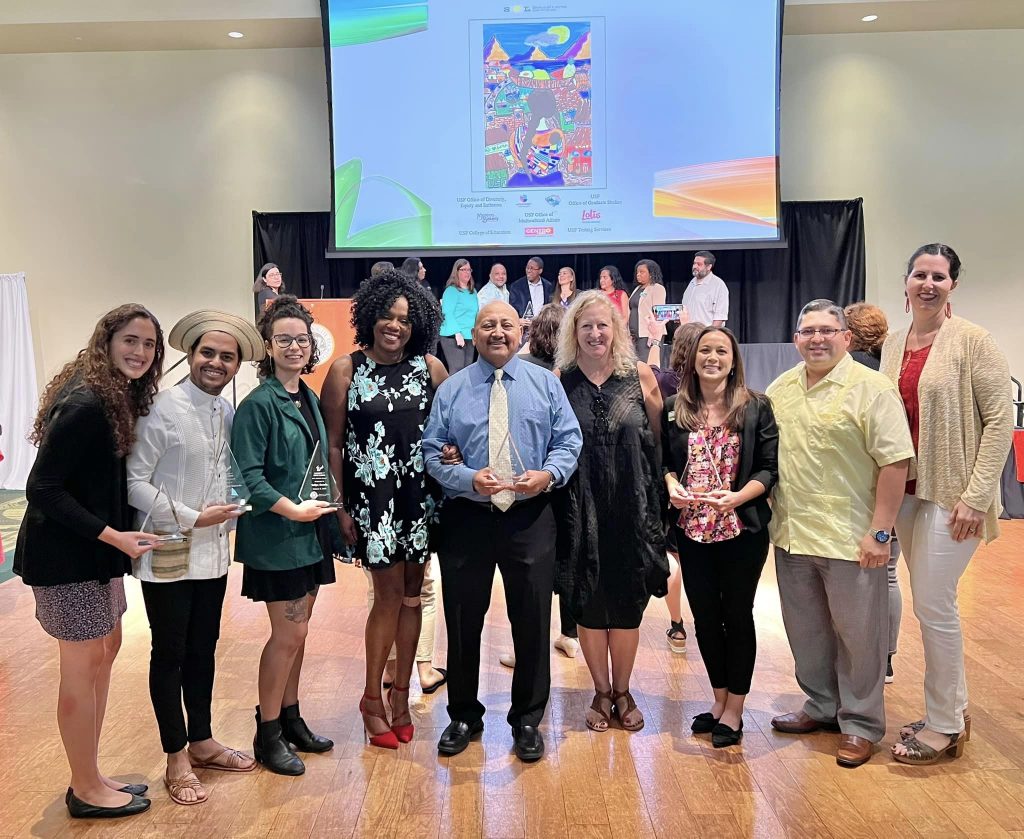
(542, 471), (556, 493)
(872, 529), (891, 544)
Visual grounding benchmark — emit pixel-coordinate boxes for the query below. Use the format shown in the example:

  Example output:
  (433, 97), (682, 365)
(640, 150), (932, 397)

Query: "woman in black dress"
(554, 290), (668, 732)
(16, 304), (164, 819)
(320, 269), (447, 748)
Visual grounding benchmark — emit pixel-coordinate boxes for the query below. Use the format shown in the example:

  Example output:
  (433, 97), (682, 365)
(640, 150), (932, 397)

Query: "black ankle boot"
(253, 706), (305, 775)
(281, 702), (334, 753)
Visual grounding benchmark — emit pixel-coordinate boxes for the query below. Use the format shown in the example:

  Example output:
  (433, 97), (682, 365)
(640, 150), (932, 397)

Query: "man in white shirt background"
(682, 251), (729, 327)
(127, 310), (265, 805)
(477, 262), (511, 308)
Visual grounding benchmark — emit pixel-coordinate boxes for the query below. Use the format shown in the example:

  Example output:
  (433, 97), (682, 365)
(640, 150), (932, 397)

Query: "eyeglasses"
(271, 334), (312, 348)
(796, 327), (845, 339)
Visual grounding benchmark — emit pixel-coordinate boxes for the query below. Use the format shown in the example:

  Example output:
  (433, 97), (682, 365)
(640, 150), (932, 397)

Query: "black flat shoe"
(66, 783), (147, 805)
(281, 703), (334, 753)
(67, 791), (151, 819)
(511, 725), (544, 762)
(421, 667), (448, 695)
(711, 720), (744, 748)
(438, 719), (484, 756)
(691, 712), (720, 734)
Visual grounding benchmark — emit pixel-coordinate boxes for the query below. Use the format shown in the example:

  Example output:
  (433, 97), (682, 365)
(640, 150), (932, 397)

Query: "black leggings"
(677, 528), (769, 695)
(141, 577), (227, 753)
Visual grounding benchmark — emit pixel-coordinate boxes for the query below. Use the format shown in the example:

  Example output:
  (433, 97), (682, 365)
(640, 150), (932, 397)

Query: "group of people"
(13, 242), (1012, 822)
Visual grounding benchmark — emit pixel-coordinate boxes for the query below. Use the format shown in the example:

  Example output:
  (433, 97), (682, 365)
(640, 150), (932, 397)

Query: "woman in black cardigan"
(15, 304), (164, 820)
(661, 326), (778, 748)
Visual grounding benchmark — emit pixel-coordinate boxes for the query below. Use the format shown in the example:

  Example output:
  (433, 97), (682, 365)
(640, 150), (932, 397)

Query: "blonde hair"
(555, 290), (636, 376)
(551, 266), (577, 303)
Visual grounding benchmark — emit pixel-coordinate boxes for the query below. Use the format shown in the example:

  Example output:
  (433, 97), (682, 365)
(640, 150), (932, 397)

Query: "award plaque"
(203, 440), (253, 513)
(298, 441), (343, 507)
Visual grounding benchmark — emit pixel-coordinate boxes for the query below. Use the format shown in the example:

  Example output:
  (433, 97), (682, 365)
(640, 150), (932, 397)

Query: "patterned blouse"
(680, 424), (743, 543)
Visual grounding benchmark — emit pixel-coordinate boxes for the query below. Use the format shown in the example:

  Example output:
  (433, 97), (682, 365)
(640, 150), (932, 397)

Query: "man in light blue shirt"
(423, 302), (582, 762)
(476, 263), (510, 309)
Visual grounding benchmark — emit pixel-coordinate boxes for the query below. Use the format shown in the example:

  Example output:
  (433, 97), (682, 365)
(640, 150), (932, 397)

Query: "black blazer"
(661, 392), (779, 534)
(508, 276), (553, 318)
(15, 385), (133, 586)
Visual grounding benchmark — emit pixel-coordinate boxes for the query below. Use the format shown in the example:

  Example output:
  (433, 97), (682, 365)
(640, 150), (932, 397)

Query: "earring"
(905, 296), (911, 314)
(945, 301), (952, 319)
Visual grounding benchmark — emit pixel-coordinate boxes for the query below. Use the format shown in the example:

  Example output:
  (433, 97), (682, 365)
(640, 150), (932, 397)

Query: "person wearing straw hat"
(127, 309), (264, 805)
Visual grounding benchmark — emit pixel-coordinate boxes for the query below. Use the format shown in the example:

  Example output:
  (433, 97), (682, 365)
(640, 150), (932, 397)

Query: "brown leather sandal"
(165, 770), (208, 806)
(187, 746), (257, 772)
(585, 690), (613, 732)
(612, 690), (645, 732)
(900, 713), (971, 742)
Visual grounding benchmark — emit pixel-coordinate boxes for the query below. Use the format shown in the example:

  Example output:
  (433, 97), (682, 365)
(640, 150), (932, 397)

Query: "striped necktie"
(488, 369), (515, 512)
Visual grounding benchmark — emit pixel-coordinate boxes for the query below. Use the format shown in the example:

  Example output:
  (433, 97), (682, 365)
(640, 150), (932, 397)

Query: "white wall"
(1, 31), (1021, 403)
(781, 29), (1024, 373)
(0, 47), (329, 397)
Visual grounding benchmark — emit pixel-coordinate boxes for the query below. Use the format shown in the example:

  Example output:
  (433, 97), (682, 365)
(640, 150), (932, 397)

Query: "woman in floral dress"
(320, 269), (447, 748)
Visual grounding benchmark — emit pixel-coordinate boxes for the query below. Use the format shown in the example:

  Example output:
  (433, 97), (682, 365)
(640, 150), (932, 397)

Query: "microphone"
(320, 284), (325, 299)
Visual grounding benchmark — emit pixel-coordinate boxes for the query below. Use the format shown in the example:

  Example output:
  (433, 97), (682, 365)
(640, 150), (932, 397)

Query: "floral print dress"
(681, 425), (743, 543)
(343, 352), (440, 567)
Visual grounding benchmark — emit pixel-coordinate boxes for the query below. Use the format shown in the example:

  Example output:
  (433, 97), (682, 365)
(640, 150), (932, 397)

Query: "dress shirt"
(766, 353), (914, 562)
(423, 354), (582, 502)
(127, 380), (235, 581)
(528, 279), (545, 317)
(477, 281), (510, 308)
(681, 271), (729, 325)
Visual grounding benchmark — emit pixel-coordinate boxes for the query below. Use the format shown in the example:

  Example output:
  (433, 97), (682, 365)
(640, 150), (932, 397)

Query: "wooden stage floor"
(1, 522), (1023, 838)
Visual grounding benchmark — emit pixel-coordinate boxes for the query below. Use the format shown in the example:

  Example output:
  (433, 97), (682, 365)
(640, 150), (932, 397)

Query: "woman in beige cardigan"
(627, 259), (667, 365)
(880, 243), (1012, 765)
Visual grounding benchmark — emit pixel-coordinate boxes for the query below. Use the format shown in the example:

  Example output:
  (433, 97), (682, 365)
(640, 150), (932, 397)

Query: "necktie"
(488, 369), (515, 511)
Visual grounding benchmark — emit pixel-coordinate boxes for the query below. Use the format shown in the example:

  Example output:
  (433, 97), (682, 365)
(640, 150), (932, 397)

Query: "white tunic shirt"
(127, 380), (235, 582)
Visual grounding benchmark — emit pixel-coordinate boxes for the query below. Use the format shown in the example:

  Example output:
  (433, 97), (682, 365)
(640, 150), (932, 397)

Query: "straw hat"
(168, 309), (265, 362)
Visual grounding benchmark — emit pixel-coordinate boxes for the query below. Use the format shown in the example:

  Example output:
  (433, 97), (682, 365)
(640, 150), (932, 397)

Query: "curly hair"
(31, 304), (165, 456)
(351, 268), (441, 358)
(844, 302), (889, 356)
(255, 295), (321, 377)
(674, 326), (753, 432)
(528, 303), (565, 363)
(555, 290), (636, 376)
(634, 258), (663, 286)
(669, 321), (705, 374)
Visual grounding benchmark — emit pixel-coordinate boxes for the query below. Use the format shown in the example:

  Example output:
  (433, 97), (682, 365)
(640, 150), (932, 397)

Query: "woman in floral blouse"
(320, 269), (447, 749)
(661, 327), (778, 749)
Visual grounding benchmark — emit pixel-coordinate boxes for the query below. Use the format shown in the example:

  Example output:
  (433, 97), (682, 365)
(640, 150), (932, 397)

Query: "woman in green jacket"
(231, 296), (334, 776)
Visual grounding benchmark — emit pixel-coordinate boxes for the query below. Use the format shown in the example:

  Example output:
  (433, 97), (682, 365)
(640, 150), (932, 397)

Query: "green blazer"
(231, 377), (329, 572)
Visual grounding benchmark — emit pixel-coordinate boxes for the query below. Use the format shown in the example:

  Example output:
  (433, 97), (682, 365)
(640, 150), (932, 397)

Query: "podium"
(299, 299), (358, 395)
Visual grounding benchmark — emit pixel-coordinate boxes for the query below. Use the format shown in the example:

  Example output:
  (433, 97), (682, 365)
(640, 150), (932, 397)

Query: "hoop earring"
(905, 296), (911, 314)
(945, 301), (952, 319)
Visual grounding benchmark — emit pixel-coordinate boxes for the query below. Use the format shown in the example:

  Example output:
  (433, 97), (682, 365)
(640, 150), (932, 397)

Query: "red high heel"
(359, 694), (399, 750)
(388, 685), (414, 743)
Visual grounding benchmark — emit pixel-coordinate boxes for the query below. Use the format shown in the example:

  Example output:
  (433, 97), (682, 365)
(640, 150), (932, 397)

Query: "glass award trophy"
(491, 428), (528, 492)
(139, 483), (190, 546)
(203, 440), (253, 513)
(298, 441), (343, 507)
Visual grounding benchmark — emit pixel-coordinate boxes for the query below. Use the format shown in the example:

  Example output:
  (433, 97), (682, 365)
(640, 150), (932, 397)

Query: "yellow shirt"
(766, 353), (915, 562)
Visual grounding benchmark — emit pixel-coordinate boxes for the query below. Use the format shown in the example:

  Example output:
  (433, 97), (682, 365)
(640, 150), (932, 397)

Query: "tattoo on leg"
(284, 598), (309, 624)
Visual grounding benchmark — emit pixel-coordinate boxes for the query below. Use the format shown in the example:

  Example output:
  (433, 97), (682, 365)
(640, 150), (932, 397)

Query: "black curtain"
(253, 199), (864, 343)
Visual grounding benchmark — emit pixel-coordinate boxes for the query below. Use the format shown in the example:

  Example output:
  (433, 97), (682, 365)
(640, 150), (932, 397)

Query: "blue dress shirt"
(423, 354), (582, 502)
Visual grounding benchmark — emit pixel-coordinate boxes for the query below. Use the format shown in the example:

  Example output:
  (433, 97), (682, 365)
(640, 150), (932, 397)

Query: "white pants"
(364, 557), (438, 664)
(894, 496), (979, 735)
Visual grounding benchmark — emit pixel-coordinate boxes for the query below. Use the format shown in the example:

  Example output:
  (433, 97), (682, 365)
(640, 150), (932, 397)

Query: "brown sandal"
(585, 690), (613, 732)
(612, 690), (645, 732)
(900, 714), (971, 742)
(187, 746), (257, 772)
(165, 770), (208, 806)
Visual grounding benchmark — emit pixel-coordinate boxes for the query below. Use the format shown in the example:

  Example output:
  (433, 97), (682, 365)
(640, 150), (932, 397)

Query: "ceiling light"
(861, 15), (878, 22)
(228, 31), (245, 38)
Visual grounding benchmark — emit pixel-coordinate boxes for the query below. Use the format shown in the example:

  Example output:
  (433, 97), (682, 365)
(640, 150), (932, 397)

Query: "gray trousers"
(775, 547), (888, 742)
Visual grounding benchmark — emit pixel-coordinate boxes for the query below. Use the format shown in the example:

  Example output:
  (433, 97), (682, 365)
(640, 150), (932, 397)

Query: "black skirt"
(241, 555), (336, 603)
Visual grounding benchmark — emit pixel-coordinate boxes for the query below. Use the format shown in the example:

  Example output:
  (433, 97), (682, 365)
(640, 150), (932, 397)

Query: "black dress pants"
(438, 497), (555, 727)
(677, 528), (769, 695)
(141, 576), (228, 753)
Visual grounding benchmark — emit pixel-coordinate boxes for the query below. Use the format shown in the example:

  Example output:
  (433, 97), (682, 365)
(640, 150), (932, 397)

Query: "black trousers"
(438, 497), (555, 727)
(141, 576), (228, 753)
(677, 527), (769, 695)
(558, 596), (577, 639)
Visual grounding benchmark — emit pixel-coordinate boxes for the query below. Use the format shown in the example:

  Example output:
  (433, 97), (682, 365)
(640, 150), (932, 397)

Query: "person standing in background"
(845, 302), (903, 685)
(127, 311), (264, 805)
(438, 259), (479, 373)
(682, 251), (728, 327)
(509, 256), (553, 322)
(253, 263), (284, 318)
(599, 265), (629, 321)
(627, 259), (667, 366)
(477, 262), (511, 308)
